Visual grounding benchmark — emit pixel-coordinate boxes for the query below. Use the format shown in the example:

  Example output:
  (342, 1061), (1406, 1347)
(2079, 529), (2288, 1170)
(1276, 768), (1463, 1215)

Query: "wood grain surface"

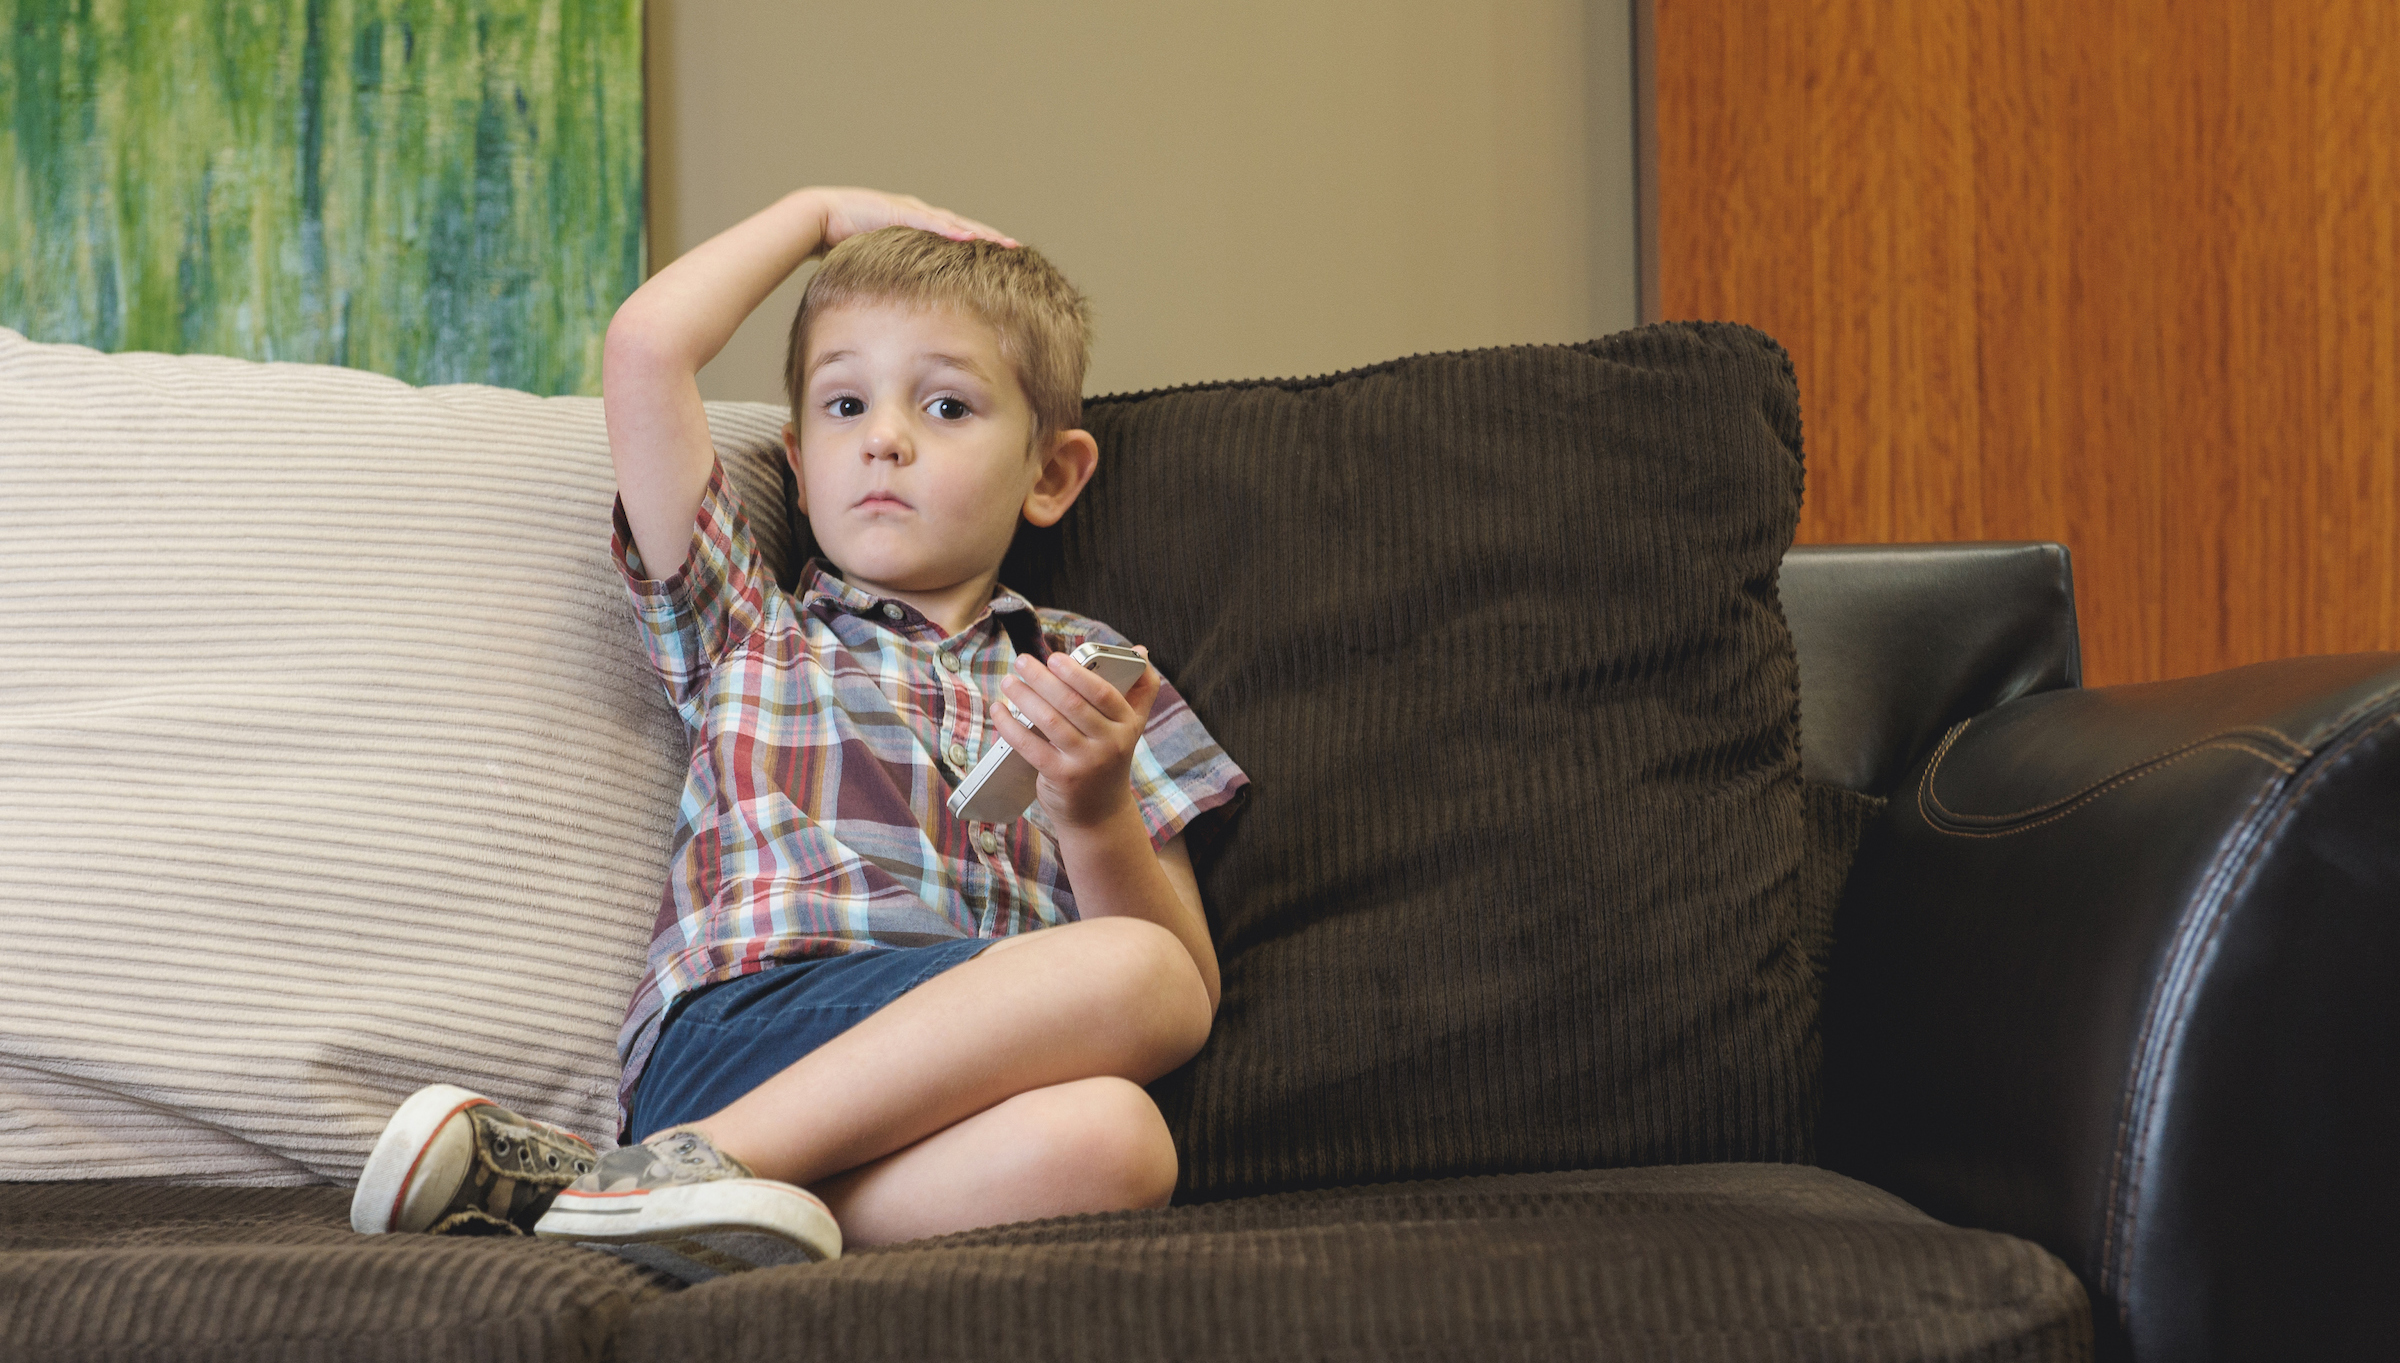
(1657, 0), (2399, 684)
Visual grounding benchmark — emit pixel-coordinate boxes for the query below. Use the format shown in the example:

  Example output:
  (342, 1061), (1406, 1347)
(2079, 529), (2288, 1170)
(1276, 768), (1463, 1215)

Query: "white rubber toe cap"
(349, 1083), (490, 1235)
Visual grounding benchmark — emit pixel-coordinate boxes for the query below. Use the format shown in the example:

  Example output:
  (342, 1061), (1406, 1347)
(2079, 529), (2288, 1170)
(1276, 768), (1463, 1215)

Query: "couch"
(0, 322), (2389, 1362)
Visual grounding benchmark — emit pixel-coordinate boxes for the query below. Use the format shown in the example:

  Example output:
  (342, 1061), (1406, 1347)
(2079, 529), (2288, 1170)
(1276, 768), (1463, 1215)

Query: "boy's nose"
(860, 422), (912, 464)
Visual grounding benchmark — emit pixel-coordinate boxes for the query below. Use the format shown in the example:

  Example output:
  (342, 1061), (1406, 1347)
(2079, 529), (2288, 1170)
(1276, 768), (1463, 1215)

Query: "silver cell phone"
(946, 642), (1150, 824)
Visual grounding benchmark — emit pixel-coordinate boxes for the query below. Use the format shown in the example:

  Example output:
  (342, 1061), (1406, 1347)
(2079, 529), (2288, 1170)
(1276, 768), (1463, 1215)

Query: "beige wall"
(649, 0), (1640, 405)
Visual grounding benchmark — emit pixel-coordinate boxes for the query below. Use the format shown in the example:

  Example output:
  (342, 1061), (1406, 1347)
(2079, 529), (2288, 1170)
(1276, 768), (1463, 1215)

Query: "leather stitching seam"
(2097, 706), (2400, 1313)
(2092, 776), (2283, 1317)
(1917, 724), (2301, 838)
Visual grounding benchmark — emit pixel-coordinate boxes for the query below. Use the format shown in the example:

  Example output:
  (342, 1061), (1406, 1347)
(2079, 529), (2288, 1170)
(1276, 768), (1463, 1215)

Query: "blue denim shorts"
(626, 937), (995, 1143)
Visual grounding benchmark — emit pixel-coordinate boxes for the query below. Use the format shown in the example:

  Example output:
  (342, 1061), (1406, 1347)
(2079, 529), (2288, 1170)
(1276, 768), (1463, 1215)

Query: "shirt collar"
(795, 557), (1036, 638)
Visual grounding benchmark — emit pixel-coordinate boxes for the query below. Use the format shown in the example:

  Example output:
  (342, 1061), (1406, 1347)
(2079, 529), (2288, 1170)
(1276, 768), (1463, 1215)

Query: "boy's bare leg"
(811, 1076), (1175, 1245)
(682, 916), (1210, 1207)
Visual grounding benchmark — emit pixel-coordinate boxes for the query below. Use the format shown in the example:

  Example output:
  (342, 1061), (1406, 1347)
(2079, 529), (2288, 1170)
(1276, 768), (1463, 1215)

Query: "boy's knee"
(1023, 1077), (1177, 1212)
(1070, 918), (1211, 1063)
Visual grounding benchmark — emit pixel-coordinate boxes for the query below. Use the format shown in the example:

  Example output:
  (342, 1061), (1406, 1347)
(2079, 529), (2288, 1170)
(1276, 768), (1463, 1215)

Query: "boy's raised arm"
(602, 187), (1015, 578)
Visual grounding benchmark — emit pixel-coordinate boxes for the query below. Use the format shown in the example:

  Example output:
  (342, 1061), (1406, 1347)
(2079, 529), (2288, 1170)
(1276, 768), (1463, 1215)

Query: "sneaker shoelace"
(645, 1128), (755, 1181)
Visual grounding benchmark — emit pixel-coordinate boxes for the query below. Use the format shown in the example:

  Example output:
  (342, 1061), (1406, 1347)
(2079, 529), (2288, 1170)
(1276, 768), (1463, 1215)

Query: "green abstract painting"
(0, 0), (642, 395)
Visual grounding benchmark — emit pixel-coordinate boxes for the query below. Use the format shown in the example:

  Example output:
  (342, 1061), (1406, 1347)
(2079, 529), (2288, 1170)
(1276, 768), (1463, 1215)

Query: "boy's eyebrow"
(921, 352), (992, 380)
(805, 349), (993, 384)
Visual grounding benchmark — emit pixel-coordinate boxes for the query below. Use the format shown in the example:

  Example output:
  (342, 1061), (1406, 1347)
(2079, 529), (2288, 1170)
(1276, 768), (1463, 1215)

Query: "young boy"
(350, 187), (1247, 1275)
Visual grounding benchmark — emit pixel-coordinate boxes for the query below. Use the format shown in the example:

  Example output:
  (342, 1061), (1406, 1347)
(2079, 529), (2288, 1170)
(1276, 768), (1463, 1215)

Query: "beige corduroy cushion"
(0, 327), (792, 1184)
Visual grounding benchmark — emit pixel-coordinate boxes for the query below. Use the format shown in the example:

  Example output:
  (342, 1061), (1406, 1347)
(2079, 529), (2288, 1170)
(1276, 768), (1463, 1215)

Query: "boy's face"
(788, 301), (1087, 612)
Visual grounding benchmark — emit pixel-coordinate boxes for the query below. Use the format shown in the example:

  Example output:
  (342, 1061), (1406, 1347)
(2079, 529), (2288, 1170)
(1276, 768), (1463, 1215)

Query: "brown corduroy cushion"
(993, 324), (1814, 1198)
(617, 1164), (2093, 1362)
(0, 1183), (669, 1363)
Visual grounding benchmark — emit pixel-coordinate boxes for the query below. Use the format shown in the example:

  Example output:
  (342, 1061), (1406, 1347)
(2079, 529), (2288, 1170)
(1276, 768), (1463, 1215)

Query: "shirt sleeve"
(1045, 613), (1251, 850)
(611, 457), (773, 720)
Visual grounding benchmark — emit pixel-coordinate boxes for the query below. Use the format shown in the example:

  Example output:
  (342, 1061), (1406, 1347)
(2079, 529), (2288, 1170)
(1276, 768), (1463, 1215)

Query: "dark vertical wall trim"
(1632, 0), (1659, 324)
(1584, 0), (1641, 337)
(642, 0), (674, 278)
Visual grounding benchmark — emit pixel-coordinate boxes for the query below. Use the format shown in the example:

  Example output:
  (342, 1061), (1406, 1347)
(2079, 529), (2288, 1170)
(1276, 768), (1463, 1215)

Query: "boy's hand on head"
(808, 187), (1019, 253)
(993, 647), (1162, 831)
(603, 184), (1016, 582)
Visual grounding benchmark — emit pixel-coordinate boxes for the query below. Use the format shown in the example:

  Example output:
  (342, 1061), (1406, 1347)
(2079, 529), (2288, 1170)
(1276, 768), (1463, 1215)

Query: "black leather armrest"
(1821, 653), (2400, 1362)
(1781, 543), (2081, 795)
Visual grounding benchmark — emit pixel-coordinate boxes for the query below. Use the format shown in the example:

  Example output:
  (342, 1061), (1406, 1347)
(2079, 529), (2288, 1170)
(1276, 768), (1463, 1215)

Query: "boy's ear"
(1021, 427), (1099, 529)
(781, 422), (807, 516)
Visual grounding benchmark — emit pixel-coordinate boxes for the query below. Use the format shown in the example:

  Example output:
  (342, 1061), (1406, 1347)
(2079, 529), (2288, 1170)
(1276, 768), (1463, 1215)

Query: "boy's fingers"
(1004, 671), (1087, 745)
(826, 187), (1013, 247)
(904, 202), (1014, 248)
(989, 706), (1057, 769)
(955, 216), (1019, 247)
(1015, 656), (1109, 735)
(1044, 653), (1131, 719)
(1123, 665), (1162, 719)
(1122, 646), (1160, 718)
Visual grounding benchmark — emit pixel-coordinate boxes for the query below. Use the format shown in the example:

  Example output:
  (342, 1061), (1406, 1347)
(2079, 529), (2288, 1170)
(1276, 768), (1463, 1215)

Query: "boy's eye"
(828, 396), (865, 418)
(929, 397), (970, 421)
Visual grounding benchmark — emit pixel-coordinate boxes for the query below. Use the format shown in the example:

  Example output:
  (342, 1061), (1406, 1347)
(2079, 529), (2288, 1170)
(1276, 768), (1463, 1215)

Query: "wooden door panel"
(1657, 0), (2400, 684)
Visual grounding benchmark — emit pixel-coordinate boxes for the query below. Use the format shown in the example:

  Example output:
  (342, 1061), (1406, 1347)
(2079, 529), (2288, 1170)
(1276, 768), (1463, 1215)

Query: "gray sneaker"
(351, 1083), (598, 1236)
(533, 1126), (841, 1280)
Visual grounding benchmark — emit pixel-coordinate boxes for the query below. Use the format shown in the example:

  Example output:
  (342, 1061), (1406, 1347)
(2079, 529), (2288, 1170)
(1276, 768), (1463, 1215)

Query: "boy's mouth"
(854, 492), (912, 511)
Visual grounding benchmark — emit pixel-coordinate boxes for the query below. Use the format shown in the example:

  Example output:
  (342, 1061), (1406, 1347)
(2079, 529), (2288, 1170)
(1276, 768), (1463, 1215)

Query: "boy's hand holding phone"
(985, 645), (1160, 830)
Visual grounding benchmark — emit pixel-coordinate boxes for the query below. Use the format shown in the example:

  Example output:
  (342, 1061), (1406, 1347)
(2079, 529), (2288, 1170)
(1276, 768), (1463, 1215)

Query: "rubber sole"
(536, 1178), (841, 1265)
(350, 1083), (490, 1235)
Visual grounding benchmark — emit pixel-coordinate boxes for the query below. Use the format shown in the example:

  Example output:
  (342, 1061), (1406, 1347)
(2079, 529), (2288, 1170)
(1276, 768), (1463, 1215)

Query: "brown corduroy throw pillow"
(984, 323), (1804, 1199)
(992, 322), (1813, 1201)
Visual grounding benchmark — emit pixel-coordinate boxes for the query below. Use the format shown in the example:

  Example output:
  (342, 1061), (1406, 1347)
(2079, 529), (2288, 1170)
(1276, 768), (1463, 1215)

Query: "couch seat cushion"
(0, 1182), (668, 1363)
(618, 1164), (2091, 1362)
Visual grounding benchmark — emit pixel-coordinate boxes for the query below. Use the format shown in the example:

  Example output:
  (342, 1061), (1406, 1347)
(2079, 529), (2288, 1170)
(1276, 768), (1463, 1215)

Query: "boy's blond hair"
(784, 227), (1093, 440)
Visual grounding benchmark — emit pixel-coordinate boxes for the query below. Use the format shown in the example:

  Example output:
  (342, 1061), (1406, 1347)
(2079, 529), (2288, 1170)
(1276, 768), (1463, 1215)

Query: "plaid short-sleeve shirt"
(608, 459), (1247, 1116)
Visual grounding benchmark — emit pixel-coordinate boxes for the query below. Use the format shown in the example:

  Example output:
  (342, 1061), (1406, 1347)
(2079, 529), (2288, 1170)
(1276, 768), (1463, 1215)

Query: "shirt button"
(939, 650), (961, 673)
(976, 829), (1002, 856)
(880, 603), (905, 621)
(945, 741), (968, 767)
